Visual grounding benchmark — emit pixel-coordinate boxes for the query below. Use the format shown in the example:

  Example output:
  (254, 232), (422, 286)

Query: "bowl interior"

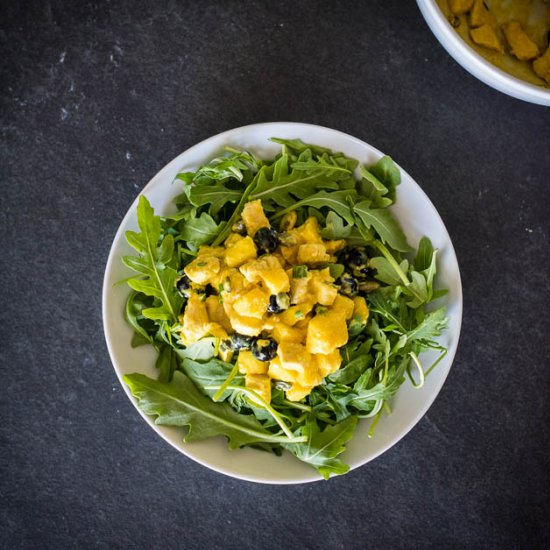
(102, 122), (463, 484)
(416, 0), (550, 106)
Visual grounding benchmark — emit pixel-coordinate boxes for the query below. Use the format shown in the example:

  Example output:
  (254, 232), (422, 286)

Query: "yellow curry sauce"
(437, 0), (550, 86)
(179, 199), (369, 404)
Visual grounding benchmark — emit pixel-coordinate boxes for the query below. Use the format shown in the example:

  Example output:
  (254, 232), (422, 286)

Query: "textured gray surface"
(2, 1), (550, 548)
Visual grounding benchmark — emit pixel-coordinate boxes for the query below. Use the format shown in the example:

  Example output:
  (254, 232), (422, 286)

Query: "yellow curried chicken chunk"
(309, 268), (338, 306)
(277, 341), (312, 371)
(306, 309), (348, 354)
(297, 243), (330, 264)
(286, 383), (313, 402)
(241, 199), (270, 236)
(268, 357), (297, 383)
(272, 322), (307, 344)
(448, 0), (473, 16)
(469, 0), (488, 27)
(238, 350), (268, 375)
(184, 255), (220, 285)
(233, 287), (270, 319)
(315, 350), (343, 378)
(470, 24), (503, 52)
(205, 295), (232, 332)
(332, 295), (355, 320)
(180, 294), (210, 344)
(533, 45), (550, 84)
(292, 216), (322, 244)
(502, 21), (539, 61)
(245, 374), (271, 404)
(225, 236), (257, 268)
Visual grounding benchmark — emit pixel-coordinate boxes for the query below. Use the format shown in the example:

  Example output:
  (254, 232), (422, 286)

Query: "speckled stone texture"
(2, 1), (549, 548)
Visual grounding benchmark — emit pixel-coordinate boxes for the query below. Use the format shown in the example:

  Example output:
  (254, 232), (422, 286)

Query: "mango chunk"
(470, 24), (503, 52)
(238, 350), (268, 375)
(233, 287), (270, 319)
(225, 236), (257, 268)
(352, 296), (369, 324)
(224, 303), (264, 336)
(184, 255), (220, 285)
(241, 199), (270, 236)
(502, 21), (539, 61)
(245, 374), (271, 404)
(323, 239), (346, 254)
(280, 302), (315, 326)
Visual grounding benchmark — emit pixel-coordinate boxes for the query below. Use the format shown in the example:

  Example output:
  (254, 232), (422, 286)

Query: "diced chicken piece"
(285, 383), (313, 402)
(314, 350), (343, 378)
(268, 356), (297, 383)
(332, 295), (355, 320)
(533, 45), (550, 84)
(180, 293), (210, 343)
(205, 295), (232, 332)
(238, 350), (268, 375)
(278, 342), (312, 371)
(245, 374), (271, 404)
(239, 255), (289, 296)
(241, 199), (270, 236)
(184, 255), (220, 284)
(448, 0), (473, 16)
(310, 269), (338, 306)
(233, 287), (270, 319)
(225, 236), (257, 268)
(280, 303), (315, 326)
(469, 0), (487, 27)
(306, 309), (348, 354)
(297, 243), (330, 264)
(292, 217), (322, 244)
(289, 271), (311, 304)
(224, 303), (264, 336)
(502, 21), (539, 61)
(271, 322), (307, 344)
(323, 239), (347, 254)
(470, 24), (503, 52)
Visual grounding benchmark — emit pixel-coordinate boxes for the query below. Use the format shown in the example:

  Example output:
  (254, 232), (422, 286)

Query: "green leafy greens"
(120, 138), (448, 479)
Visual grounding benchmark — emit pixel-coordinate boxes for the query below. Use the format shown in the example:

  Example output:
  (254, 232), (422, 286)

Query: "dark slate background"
(2, 1), (549, 548)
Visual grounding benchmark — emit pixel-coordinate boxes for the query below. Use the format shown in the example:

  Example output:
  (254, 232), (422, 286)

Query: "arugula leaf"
(125, 372), (299, 448)
(271, 190), (357, 225)
(368, 155), (401, 202)
(415, 237), (434, 272)
(405, 271), (429, 309)
(123, 196), (183, 322)
(320, 211), (352, 239)
(179, 212), (224, 250)
(249, 154), (340, 212)
(179, 357), (244, 400)
(328, 353), (373, 385)
(370, 257), (409, 286)
(269, 137), (332, 157)
(176, 338), (217, 361)
(125, 291), (156, 347)
(354, 201), (410, 252)
(156, 344), (178, 383)
(188, 184), (242, 216)
(282, 416), (358, 479)
(406, 308), (447, 343)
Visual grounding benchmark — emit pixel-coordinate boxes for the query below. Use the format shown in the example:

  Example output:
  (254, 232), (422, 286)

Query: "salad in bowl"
(103, 123), (462, 483)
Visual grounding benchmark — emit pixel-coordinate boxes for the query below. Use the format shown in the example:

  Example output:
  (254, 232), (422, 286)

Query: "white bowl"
(102, 122), (463, 484)
(417, 0), (550, 106)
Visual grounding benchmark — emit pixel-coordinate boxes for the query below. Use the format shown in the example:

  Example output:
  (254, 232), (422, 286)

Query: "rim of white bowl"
(102, 122), (463, 484)
(416, 0), (550, 106)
